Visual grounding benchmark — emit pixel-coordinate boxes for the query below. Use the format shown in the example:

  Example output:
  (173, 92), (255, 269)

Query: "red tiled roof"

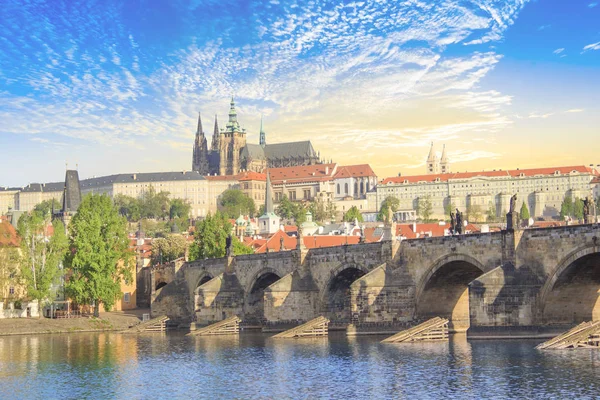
(250, 229), (362, 253)
(334, 164), (377, 179)
(237, 171), (267, 181)
(269, 163), (337, 184)
(0, 220), (19, 247)
(396, 222), (479, 239)
(382, 165), (594, 184)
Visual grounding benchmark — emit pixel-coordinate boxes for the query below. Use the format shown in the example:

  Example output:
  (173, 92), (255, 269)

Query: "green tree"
(520, 201), (530, 221)
(560, 196), (574, 219)
(444, 201), (457, 221)
(151, 234), (188, 265)
(467, 204), (483, 223)
(309, 196), (335, 223)
(417, 196), (433, 222)
(189, 212), (253, 260)
(17, 214), (68, 314)
(113, 194), (141, 221)
(169, 198), (191, 220)
(220, 189), (256, 218)
(574, 198), (584, 220)
(33, 198), (62, 218)
(486, 202), (497, 223)
(140, 186), (170, 219)
(276, 195), (296, 220)
(343, 206), (364, 222)
(377, 196), (400, 223)
(65, 194), (133, 316)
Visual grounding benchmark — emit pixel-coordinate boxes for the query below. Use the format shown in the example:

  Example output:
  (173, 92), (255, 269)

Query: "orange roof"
(382, 165), (594, 184)
(237, 171), (267, 181)
(396, 222), (479, 239)
(250, 229), (362, 253)
(268, 163), (336, 184)
(0, 220), (19, 247)
(334, 164), (377, 179)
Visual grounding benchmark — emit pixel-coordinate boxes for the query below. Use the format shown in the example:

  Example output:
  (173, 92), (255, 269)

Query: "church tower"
(426, 142), (438, 175)
(258, 169), (280, 235)
(439, 144), (450, 174)
(219, 97), (247, 175)
(259, 116), (266, 147)
(192, 113), (209, 174)
(211, 114), (220, 151)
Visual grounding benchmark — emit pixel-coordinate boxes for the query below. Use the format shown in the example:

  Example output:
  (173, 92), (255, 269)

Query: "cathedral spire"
(426, 142), (438, 175)
(259, 115), (266, 147)
(211, 114), (220, 151)
(440, 144), (450, 174)
(196, 112), (203, 135)
(226, 96), (241, 132)
(265, 169), (273, 214)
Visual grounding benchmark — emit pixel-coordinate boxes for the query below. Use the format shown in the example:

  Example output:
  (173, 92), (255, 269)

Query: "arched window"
(337, 184), (340, 194)
(345, 183), (348, 194)
(354, 182), (358, 195)
(360, 181), (364, 193)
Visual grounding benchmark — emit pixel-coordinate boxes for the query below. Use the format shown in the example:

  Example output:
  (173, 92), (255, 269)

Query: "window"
(288, 190), (296, 200)
(303, 189), (311, 199)
(337, 184), (340, 194)
(124, 293), (131, 303)
(345, 183), (349, 193)
(9, 287), (14, 295)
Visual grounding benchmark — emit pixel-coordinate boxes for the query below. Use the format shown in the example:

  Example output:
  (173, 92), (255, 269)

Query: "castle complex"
(426, 142), (450, 175)
(192, 98), (322, 176)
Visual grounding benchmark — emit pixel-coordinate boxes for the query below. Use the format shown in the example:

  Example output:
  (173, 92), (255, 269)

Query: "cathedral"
(192, 98), (322, 176)
(425, 142), (450, 175)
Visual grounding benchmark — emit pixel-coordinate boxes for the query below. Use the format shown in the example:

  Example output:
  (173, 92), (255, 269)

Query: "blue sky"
(0, 0), (599, 187)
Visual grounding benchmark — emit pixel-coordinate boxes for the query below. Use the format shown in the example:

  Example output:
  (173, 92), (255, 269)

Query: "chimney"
(325, 166), (329, 175)
(412, 222), (417, 232)
(133, 174), (137, 180)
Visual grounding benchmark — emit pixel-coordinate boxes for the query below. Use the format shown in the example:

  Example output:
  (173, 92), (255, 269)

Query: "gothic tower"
(219, 97), (247, 175)
(211, 114), (220, 151)
(439, 144), (450, 174)
(259, 115), (266, 147)
(426, 142), (438, 175)
(192, 113), (209, 174)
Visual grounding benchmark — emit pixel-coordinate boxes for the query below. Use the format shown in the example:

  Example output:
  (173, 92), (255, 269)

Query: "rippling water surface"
(1, 332), (600, 399)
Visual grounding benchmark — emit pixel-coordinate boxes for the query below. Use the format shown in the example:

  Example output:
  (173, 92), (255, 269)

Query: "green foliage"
(140, 186), (171, 219)
(486, 202), (497, 222)
(466, 204), (483, 223)
(257, 204), (265, 216)
(377, 196), (399, 223)
(113, 194), (141, 221)
(560, 196), (574, 219)
(276, 196), (296, 219)
(151, 234), (188, 265)
(33, 198), (62, 218)
(65, 194), (133, 316)
(169, 198), (191, 220)
(574, 197), (584, 220)
(520, 201), (530, 221)
(343, 206), (363, 222)
(308, 197), (336, 223)
(417, 196), (433, 222)
(220, 189), (256, 218)
(277, 195), (310, 223)
(444, 201), (457, 221)
(0, 246), (20, 300)
(17, 214), (68, 307)
(189, 212), (253, 260)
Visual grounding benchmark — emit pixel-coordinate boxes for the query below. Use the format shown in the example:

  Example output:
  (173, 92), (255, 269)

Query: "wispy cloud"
(538, 24), (551, 31)
(589, 2), (598, 8)
(564, 108), (584, 113)
(553, 48), (564, 54)
(583, 41), (600, 51)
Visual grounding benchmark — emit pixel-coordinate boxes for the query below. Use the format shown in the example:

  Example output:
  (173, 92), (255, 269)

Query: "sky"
(0, 0), (599, 187)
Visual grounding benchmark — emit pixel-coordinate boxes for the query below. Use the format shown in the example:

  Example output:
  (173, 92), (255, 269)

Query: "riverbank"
(0, 309), (147, 336)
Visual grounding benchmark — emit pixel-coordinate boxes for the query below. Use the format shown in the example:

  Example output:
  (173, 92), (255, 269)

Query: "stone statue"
(583, 197), (590, 223)
(280, 235), (285, 251)
(509, 194), (517, 214)
(225, 234), (233, 257)
(455, 210), (463, 235)
(450, 212), (456, 235)
(359, 224), (366, 243)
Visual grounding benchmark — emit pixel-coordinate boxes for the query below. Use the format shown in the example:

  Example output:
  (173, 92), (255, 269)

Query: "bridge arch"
(538, 244), (600, 325)
(193, 273), (214, 294)
(155, 281), (167, 291)
(416, 253), (486, 332)
(321, 263), (369, 326)
(244, 268), (282, 324)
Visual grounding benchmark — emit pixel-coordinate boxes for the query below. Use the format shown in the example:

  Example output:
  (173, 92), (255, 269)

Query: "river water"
(1, 332), (599, 399)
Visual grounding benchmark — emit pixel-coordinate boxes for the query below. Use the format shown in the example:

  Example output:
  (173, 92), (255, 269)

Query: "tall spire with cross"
(259, 115), (266, 147)
(192, 112), (209, 174)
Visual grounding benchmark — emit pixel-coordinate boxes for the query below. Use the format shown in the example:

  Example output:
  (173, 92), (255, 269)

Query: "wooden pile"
(188, 316), (241, 336)
(272, 316), (330, 338)
(381, 317), (449, 343)
(121, 315), (170, 333)
(536, 320), (600, 350)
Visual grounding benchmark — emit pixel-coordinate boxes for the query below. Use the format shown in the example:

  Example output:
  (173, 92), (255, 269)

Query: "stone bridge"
(151, 224), (600, 333)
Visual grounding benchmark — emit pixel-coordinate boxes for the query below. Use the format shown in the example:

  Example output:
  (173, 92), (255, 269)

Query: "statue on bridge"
(225, 234), (233, 257)
(583, 197), (591, 224)
(450, 212), (456, 235)
(280, 235), (285, 251)
(455, 209), (463, 235)
(506, 193), (519, 231)
(509, 194), (517, 213)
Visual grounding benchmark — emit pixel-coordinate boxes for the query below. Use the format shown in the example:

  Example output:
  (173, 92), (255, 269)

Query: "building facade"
(192, 98), (322, 176)
(379, 165), (597, 221)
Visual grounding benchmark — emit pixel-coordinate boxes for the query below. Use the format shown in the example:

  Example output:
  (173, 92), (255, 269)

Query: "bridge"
(151, 223), (600, 333)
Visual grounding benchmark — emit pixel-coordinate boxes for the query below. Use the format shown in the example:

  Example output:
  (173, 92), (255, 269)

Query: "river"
(1, 332), (599, 399)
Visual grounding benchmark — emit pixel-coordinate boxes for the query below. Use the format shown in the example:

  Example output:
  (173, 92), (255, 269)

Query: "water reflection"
(1, 332), (600, 399)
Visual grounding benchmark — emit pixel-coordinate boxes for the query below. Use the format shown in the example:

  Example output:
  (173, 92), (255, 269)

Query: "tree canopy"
(151, 234), (188, 265)
(343, 206), (363, 223)
(520, 201), (530, 221)
(220, 189), (256, 218)
(377, 196), (399, 223)
(65, 194), (133, 316)
(189, 212), (253, 260)
(560, 196), (574, 219)
(417, 196), (434, 222)
(308, 196), (335, 223)
(17, 213), (68, 310)
(33, 198), (62, 218)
